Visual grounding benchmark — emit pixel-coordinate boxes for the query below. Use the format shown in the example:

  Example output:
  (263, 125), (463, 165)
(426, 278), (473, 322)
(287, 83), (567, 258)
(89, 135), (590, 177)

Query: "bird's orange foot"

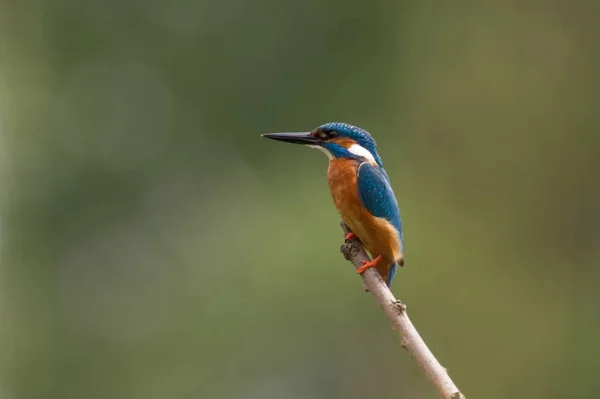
(344, 232), (356, 241)
(357, 255), (383, 275)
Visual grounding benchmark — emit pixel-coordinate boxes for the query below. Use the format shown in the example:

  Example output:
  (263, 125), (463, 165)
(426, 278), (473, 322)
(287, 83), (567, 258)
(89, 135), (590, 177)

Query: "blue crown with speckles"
(318, 122), (383, 167)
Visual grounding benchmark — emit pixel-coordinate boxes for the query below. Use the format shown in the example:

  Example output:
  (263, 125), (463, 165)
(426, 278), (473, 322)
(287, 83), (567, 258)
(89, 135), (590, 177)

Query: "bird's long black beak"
(261, 132), (320, 145)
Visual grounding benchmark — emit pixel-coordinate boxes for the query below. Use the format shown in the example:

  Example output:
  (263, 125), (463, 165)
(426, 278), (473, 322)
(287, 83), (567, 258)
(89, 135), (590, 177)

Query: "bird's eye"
(315, 129), (337, 140)
(325, 130), (337, 139)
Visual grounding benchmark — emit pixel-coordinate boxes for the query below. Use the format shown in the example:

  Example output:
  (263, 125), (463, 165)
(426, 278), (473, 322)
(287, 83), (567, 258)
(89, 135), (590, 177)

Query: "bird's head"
(262, 122), (383, 167)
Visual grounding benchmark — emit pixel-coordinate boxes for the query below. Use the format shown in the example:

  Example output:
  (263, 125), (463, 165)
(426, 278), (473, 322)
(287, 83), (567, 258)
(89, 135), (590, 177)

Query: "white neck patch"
(307, 145), (333, 160)
(348, 143), (376, 163)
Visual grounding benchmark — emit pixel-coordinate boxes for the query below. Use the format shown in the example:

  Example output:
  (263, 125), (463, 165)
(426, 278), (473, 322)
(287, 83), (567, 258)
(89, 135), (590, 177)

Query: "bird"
(262, 122), (404, 287)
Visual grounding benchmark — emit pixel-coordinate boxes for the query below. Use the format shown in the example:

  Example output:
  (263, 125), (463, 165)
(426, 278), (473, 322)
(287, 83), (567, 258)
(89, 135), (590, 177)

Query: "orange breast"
(327, 159), (402, 281)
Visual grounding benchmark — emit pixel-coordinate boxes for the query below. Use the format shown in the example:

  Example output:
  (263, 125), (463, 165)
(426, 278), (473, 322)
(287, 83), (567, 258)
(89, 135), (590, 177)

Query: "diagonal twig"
(340, 222), (465, 399)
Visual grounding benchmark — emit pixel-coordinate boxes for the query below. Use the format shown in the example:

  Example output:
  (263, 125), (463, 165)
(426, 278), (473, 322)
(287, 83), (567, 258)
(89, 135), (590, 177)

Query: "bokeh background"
(1, 0), (599, 398)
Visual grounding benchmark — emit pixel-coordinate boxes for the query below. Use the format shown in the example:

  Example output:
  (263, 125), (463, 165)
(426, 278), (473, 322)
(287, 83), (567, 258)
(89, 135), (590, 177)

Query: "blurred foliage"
(1, 0), (600, 398)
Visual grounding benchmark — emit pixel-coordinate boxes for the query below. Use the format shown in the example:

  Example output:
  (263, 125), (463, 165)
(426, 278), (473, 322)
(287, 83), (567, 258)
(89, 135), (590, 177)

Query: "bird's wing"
(357, 162), (404, 285)
(356, 162), (403, 248)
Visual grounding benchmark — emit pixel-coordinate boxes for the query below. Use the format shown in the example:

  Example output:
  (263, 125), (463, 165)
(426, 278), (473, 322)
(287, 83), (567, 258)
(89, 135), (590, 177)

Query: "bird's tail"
(386, 263), (398, 286)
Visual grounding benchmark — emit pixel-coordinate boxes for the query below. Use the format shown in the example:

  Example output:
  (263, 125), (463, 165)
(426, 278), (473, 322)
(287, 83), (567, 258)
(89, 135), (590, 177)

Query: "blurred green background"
(1, 0), (599, 398)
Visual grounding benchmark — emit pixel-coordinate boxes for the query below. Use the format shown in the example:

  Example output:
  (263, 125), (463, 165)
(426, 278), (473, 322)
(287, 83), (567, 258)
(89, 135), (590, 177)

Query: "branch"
(340, 223), (465, 399)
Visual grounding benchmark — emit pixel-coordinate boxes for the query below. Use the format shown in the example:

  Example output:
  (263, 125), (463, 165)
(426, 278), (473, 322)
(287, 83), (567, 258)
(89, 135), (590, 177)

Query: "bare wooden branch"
(340, 223), (465, 399)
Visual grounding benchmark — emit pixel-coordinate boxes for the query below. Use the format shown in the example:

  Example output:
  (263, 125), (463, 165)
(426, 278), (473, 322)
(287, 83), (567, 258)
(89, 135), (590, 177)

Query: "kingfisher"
(262, 122), (404, 286)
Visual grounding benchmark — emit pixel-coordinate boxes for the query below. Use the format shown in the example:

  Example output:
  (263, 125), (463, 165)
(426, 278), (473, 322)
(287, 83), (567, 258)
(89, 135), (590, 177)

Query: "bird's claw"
(356, 255), (383, 274)
(344, 232), (356, 241)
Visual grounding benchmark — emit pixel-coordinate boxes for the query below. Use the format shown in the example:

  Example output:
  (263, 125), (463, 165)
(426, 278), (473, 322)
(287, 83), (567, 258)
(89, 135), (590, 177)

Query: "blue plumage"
(357, 163), (403, 238)
(318, 122), (384, 167)
(357, 162), (404, 285)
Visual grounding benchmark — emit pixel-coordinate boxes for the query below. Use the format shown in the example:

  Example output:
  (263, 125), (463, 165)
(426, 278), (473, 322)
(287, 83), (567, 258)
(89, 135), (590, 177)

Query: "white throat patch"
(307, 145), (333, 160)
(348, 144), (376, 163)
